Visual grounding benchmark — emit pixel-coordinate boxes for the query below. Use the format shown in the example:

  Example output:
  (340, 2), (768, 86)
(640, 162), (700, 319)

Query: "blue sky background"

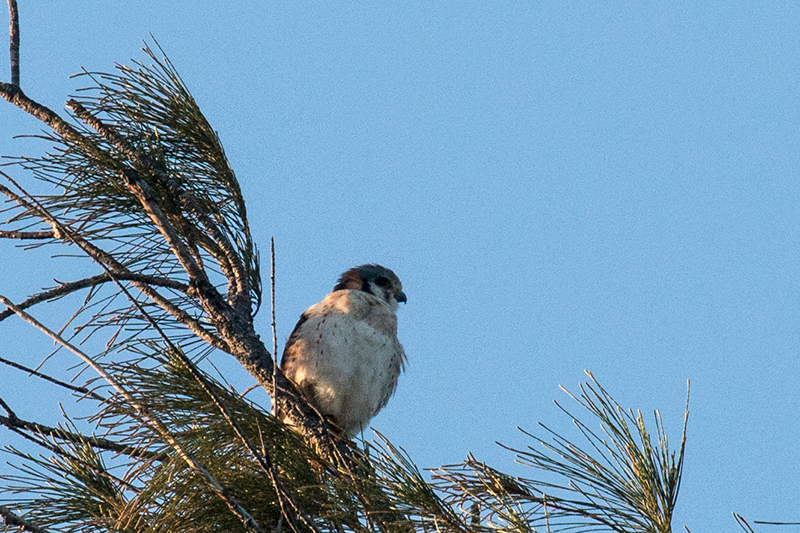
(1, 2), (799, 530)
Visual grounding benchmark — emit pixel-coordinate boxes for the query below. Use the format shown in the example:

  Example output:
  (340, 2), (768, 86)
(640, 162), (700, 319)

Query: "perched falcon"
(280, 264), (407, 436)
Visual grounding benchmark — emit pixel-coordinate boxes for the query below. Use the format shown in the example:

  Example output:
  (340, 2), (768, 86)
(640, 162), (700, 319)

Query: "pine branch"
(0, 175), (229, 351)
(168, 346), (317, 533)
(66, 101), (210, 281)
(0, 39), (336, 463)
(0, 403), (162, 461)
(0, 105), (343, 473)
(0, 272), (189, 322)
(91, 248), (317, 532)
(67, 93), (252, 308)
(0, 295), (268, 533)
(0, 410), (148, 496)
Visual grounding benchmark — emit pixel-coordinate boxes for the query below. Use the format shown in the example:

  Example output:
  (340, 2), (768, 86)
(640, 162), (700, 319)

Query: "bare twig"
(7, 0), (19, 86)
(0, 229), (53, 239)
(734, 513), (756, 533)
(0, 504), (50, 533)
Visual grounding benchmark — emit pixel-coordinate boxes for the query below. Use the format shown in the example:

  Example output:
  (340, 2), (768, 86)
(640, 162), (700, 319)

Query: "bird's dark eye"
(375, 277), (390, 287)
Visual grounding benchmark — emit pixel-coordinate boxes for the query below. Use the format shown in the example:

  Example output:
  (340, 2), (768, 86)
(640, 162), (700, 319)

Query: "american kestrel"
(280, 264), (407, 436)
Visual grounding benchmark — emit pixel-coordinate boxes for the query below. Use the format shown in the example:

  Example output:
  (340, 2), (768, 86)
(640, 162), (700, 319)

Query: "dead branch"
(7, 0), (19, 86)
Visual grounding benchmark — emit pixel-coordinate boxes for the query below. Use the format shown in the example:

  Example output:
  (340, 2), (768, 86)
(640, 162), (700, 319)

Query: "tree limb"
(0, 83), (84, 147)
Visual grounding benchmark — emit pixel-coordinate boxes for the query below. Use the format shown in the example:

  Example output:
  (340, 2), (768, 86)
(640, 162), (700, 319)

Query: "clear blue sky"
(1, 2), (799, 529)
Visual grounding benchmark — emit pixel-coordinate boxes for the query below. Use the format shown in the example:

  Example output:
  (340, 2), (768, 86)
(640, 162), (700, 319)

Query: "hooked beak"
(394, 290), (407, 304)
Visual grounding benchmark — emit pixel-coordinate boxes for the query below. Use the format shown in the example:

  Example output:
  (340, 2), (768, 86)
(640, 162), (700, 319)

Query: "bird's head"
(333, 264), (407, 308)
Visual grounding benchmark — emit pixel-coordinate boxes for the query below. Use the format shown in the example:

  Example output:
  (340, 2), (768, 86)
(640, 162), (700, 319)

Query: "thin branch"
(0, 355), (104, 401)
(0, 411), (143, 497)
(0, 294), (267, 533)
(0, 272), (190, 322)
(0, 410), (163, 461)
(0, 229), (53, 239)
(0, 83), (84, 147)
(65, 102), (206, 279)
(271, 236), (277, 415)
(7, 0), (19, 86)
(193, 204), (250, 314)
(0, 179), (116, 266)
(0, 504), (50, 533)
(734, 513), (757, 533)
(136, 283), (229, 352)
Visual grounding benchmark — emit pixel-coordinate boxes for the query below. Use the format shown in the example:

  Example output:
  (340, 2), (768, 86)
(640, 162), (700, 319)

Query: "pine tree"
(0, 3), (690, 532)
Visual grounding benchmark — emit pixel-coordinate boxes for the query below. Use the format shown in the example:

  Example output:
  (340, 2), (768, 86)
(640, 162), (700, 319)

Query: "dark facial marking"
(361, 280), (374, 295)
